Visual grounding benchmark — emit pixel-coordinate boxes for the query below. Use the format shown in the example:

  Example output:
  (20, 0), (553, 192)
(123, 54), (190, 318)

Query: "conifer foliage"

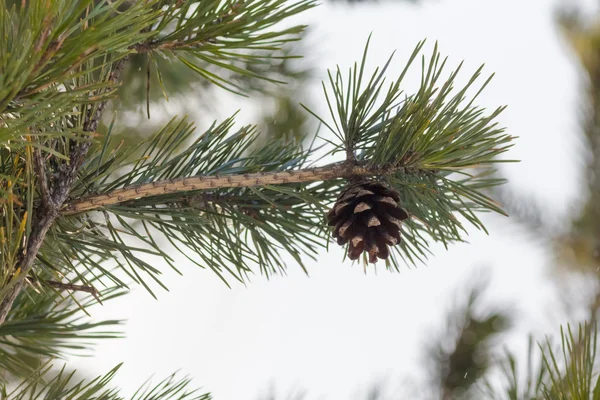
(0, 0), (514, 397)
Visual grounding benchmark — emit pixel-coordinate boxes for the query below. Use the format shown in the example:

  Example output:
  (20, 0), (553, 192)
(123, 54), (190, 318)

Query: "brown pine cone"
(327, 180), (409, 263)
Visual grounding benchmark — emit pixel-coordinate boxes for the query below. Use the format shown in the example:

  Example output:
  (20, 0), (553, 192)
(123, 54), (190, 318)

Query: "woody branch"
(61, 162), (419, 215)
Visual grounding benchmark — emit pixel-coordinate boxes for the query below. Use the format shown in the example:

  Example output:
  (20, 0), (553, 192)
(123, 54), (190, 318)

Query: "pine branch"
(138, 0), (316, 95)
(0, 59), (128, 326)
(54, 38), (514, 286)
(41, 279), (99, 296)
(41, 279), (103, 304)
(61, 161), (423, 215)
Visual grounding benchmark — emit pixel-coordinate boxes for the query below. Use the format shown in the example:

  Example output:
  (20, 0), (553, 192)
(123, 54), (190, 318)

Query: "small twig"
(46, 280), (101, 304)
(44, 280), (98, 295)
(61, 161), (419, 215)
(33, 278), (102, 304)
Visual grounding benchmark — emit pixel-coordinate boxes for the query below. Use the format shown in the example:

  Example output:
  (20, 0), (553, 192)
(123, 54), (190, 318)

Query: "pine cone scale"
(337, 219), (353, 239)
(375, 196), (397, 207)
(354, 202), (371, 213)
(366, 213), (381, 227)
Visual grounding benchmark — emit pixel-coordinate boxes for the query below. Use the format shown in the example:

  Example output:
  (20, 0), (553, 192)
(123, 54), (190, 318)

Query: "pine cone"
(327, 180), (409, 263)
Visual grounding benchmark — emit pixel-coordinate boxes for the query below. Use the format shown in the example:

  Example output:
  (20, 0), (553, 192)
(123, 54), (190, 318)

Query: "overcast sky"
(69, 0), (596, 398)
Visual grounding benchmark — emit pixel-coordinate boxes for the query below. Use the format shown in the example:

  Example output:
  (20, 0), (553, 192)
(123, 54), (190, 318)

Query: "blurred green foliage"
(427, 278), (511, 399)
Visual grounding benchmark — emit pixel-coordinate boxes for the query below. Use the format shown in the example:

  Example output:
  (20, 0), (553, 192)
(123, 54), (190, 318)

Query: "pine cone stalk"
(327, 179), (409, 263)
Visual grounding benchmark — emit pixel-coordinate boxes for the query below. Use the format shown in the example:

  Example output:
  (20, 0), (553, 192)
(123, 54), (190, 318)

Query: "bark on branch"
(33, 148), (53, 208)
(61, 162), (402, 215)
(43, 280), (102, 303)
(26, 277), (100, 297)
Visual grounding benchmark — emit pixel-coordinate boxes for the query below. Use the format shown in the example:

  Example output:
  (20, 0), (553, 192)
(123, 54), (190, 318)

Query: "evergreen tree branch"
(0, 58), (127, 326)
(50, 41), (514, 289)
(54, 116), (341, 290)
(0, 1), (158, 149)
(61, 161), (427, 215)
(134, 0), (316, 95)
(0, 276), (125, 381)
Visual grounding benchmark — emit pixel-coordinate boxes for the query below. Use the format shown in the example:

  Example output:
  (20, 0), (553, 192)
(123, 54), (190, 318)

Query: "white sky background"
(68, 0), (598, 398)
